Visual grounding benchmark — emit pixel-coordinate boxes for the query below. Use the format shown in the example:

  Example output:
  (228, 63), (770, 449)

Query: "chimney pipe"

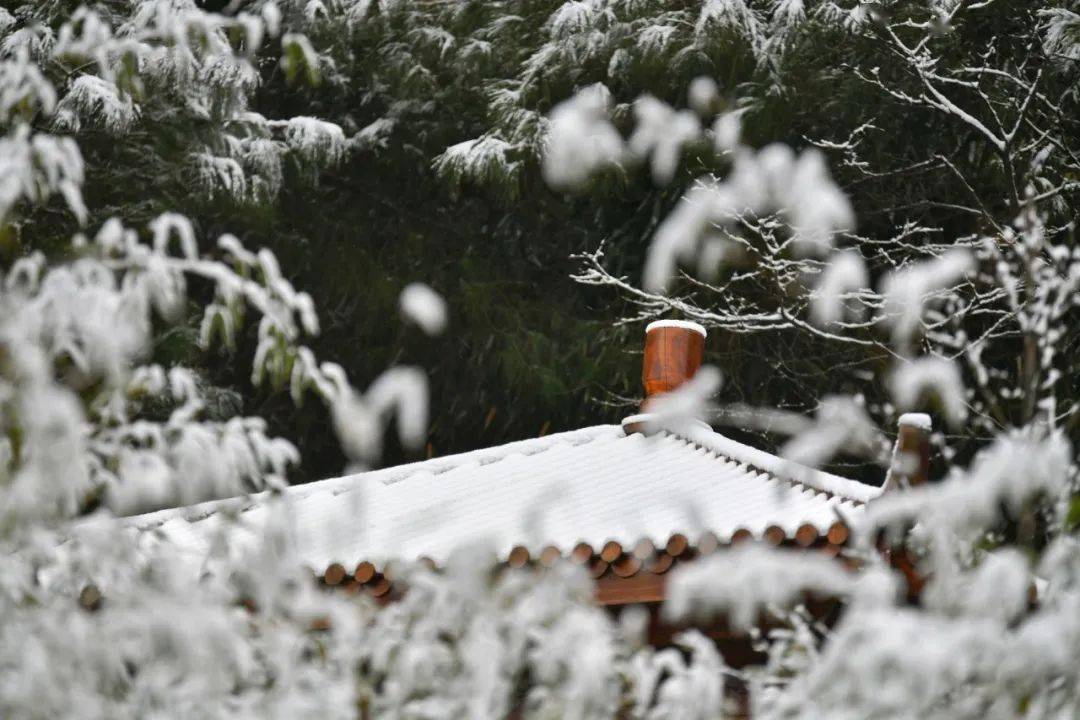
(884, 413), (931, 491)
(640, 320), (706, 410)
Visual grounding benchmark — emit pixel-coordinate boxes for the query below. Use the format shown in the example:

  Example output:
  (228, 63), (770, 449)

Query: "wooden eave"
(319, 521), (855, 606)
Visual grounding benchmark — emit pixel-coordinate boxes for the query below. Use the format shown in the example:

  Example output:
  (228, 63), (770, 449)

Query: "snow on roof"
(129, 422), (881, 573)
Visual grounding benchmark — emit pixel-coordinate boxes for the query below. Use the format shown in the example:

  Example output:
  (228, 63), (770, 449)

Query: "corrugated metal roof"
(129, 422), (880, 575)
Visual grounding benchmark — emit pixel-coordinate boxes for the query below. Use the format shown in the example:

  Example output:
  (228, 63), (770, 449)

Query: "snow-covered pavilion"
(128, 321), (923, 607)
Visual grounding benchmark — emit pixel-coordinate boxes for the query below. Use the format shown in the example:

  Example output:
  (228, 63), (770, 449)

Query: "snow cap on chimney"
(641, 319), (707, 409)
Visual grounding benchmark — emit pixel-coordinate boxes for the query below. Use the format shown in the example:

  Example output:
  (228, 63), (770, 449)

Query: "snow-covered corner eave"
(671, 420), (883, 505)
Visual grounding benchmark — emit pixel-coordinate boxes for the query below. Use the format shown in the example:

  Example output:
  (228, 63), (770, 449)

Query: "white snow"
(861, 430), (1071, 542)
(687, 76), (719, 116)
(0, 49), (57, 122)
(542, 83), (624, 190)
(678, 418), (883, 504)
(399, 282), (447, 336)
(56, 74), (138, 133)
(664, 544), (854, 628)
(628, 95), (701, 185)
(898, 412), (932, 430)
(781, 396), (882, 472)
(889, 357), (967, 428)
(811, 250), (868, 327)
(646, 319), (708, 336)
(640, 144), (853, 292)
(127, 420), (876, 570)
(284, 116), (346, 165)
(0, 125), (85, 226)
(433, 136), (519, 189)
(711, 111), (741, 153)
(880, 249), (975, 345)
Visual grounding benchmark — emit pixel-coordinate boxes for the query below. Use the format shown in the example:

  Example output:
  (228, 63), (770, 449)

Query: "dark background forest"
(17, 0), (1076, 483)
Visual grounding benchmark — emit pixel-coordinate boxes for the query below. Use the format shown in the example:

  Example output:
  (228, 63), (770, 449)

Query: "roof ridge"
(124, 425), (624, 531)
(662, 422), (882, 505)
(369, 425), (621, 487)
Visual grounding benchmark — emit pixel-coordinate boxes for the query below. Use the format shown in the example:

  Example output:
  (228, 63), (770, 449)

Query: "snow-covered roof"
(129, 421), (881, 586)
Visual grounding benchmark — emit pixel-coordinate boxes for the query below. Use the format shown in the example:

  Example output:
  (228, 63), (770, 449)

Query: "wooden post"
(885, 413), (932, 490)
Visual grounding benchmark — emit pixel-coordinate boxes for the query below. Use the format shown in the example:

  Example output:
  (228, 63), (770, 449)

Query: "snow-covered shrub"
(544, 2), (1080, 715)
(2, 1), (1079, 718)
(0, 8), (440, 712)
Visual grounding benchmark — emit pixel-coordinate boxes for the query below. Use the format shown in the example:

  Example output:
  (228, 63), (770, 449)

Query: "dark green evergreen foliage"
(11, 0), (1080, 481)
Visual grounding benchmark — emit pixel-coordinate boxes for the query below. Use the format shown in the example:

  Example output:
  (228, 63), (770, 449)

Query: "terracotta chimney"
(640, 320), (707, 410)
(884, 413), (931, 490)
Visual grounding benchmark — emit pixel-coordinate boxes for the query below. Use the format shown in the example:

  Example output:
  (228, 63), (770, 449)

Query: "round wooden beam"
(632, 538), (656, 560)
(795, 524), (819, 547)
(354, 561), (376, 584)
(507, 545), (531, 568)
(324, 563), (346, 586)
(665, 533), (689, 557)
(539, 545), (562, 568)
(730, 528), (753, 544)
(697, 531), (720, 555)
(763, 526), (786, 546)
(570, 542), (594, 565)
(369, 576), (392, 598)
(612, 554), (642, 578)
(648, 553), (675, 575)
(827, 521), (850, 546)
(600, 540), (623, 563)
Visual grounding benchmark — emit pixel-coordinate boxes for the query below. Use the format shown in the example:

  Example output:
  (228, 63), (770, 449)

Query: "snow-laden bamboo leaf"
(55, 75), (138, 133)
(399, 282), (447, 336)
(665, 544), (854, 629)
(542, 83), (624, 191)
